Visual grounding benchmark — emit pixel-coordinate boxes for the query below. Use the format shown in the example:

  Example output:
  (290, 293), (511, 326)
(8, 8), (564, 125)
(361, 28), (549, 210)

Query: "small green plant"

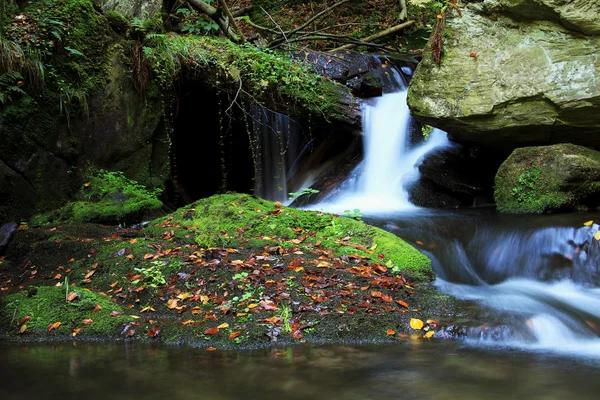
(279, 304), (292, 332)
(176, 7), (220, 35)
(344, 208), (363, 220)
(288, 187), (320, 202)
(511, 168), (541, 203)
(421, 124), (433, 140)
(132, 261), (166, 287)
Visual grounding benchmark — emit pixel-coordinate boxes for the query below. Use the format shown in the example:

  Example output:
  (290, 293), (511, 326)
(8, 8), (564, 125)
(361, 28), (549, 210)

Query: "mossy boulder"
(408, 0), (600, 147)
(96, 0), (163, 20)
(494, 144), (600, 213)
(31, 169), (163, 225)
(154, 193), (432, 280)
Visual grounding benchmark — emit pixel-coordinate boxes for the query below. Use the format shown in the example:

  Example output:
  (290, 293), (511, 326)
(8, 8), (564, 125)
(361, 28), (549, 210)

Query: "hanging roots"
(430, 16), (445, 65)
(132, 40), (150, 92)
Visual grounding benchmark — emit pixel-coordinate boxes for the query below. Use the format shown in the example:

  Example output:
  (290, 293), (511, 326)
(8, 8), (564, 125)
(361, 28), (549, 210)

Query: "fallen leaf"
(204, 327), (220, 335)
(110, 310), (123, 317)
(206, 347), (217, 351)
(396, 300), (409, 309)
(125, 329), (135, 337)
(66, 292), (79, 302)
(229, 331), (241, 339)
(84, 270), (96, 279)
(93, 304), (102, 313)
(424, 330), (435, 339)
(410, 318), (424, 330)
(217, 322), (229, 329)
(140, 306), (156, 313)
(82, 319), (94, 325)
(147, 326), (161, 338)
(48, 322), (61, 332)
(109, 281), (119, 288)
(594, 231), (600, 241)
(316, 261), (330, 268)
(71, 328), (83, 337)
(584, 220), (594, 226)
(181, 320), (196, 326)
(18, 316), (31, 327)
(386, 329), (395, 336)
(19, 324), (28, 334)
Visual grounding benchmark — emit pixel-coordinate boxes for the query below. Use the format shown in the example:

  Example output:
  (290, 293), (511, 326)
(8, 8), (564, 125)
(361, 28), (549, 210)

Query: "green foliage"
(343, 208), (363, 220)
(421, 124), (433, 140)
(30, 169), (163, 226)
(176, 7), (219, 35)
(133, 261), (167, 287)
(288, 187), (319, 202)
(511, 168), (541, 203)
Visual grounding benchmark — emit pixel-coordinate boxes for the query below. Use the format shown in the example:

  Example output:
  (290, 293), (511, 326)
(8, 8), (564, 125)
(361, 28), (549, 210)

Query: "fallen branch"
(330, 20), (415, 51)
(231, 5), (253, 17)
(218, 0), (246, 43)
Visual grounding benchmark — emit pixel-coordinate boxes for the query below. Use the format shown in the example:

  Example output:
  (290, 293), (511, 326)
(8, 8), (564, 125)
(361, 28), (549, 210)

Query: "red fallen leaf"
(144, 253), (155, 260)
(381, 305), (395, 312)
(47, 321), (61, 332)
(66, 292), (79, 302)
(229, 331), (241, 339)
(147, 326), (161, 338)
(396, 300), (409, 309)
(110, 310), (123, 317)
(470, 52), (478, 58)
(93, 304), (102, 313)
(18, 316), (31, 327)
(378, 253), (385, 261)
(126, 329), (135, 337)
(204, 327), (220, 335)
(381, 295), (393, 303)
(128, 275), (143, 282)
(82, 319), (94, 325)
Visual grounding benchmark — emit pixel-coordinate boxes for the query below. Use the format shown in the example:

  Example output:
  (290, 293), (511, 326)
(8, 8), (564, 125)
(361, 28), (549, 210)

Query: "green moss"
(143, 35), (344, 118)
(105, 10), (130, 34)
(1, 286), (131, 337)
(153, 193), (431, 280)
(31, 169), (163, 225)
(495, 144), (600, 213)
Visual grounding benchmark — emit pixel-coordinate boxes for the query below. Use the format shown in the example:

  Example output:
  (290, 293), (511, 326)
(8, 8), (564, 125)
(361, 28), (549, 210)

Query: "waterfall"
(252, 106), (304, 203)
(312, 83), (453, 214)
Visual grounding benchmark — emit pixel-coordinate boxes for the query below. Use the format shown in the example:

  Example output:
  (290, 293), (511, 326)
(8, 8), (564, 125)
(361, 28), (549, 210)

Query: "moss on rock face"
(494, 144), (600, 213)
(152, 193), (432, 280)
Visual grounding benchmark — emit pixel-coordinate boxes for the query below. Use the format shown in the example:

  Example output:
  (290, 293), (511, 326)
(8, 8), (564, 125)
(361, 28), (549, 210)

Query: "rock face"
(408, 0), (600, 148)
(494, 144), (600, 213)
(96, 0), (163, 20)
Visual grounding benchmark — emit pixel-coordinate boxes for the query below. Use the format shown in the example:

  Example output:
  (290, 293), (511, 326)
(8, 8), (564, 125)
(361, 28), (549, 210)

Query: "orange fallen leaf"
(229, 331), (241, 339)
(396, 300), (409, 309)
(109, 281), (119, 288)
(83, 319), (94, 325)
(204, 327), (220, 335)
(93, 304), (102, 313)
(206, 347), (217, 351)
(147, 326), (161, 338)
(66, 292), (79, 302)
(48, 321), (61, 332)
(181, 320), (196, 326)
(110, 310), (123, 317)
(71, 328), (84, 337)
(386, 329), (395, 336)
(140, 306), (155, 313)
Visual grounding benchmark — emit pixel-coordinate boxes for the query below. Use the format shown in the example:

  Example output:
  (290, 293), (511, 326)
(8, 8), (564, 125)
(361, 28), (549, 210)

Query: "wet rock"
(408, 0), (600, 148)
(95, 0), (163, 20)
(0, 222), (17, 249)
(495, 143), (600, 213)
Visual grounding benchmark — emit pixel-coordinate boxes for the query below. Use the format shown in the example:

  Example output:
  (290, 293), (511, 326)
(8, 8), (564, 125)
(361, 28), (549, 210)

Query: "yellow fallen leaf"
(370, 243), (377, 251)
(424, 330), (435, 339)
(84, 270), (96, 279)
(167, 299), (179, 309)
(247, 303), (258, 309)
(295, 267), (304, 272)
(594, 231), (600, 241)
(584, 220), (594, 226)
(410, 318), (424, 330)
(317, 261), (330, 268)
(177, 292), (191, 301)
(217, 323), (230, 329)
(19, 324), (27, 334)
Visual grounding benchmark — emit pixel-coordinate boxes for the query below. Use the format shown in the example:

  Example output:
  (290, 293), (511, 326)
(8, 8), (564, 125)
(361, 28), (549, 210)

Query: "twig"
(231, 5), (253, 17)
(218, 0), (246, 43)
(262, 7), (290, 47)
(287, 0), (356, 39)
(225, 77), (243, 115)
(239, 17), (280, 35)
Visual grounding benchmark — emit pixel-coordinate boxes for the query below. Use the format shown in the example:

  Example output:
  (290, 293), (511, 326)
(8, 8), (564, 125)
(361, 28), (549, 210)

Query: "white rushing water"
(311, 90), (453, 215)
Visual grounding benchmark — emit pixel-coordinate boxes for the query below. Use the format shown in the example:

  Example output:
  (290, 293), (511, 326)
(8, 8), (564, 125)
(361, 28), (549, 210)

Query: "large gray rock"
(494, 143), (600, 213)
(408, 0), (600, 147)
(97, 0), (163, 20)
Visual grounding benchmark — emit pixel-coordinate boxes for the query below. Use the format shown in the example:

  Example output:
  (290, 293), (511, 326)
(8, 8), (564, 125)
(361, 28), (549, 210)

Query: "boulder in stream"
(407, 0), (600, 147)
(494, 143), (600, 213)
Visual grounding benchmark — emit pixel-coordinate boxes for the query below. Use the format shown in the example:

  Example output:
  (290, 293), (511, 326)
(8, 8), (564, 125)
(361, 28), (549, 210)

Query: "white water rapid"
(312, 89), (453, 214)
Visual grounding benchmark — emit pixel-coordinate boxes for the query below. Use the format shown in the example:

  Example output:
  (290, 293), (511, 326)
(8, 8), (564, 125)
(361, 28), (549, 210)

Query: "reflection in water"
(2, 342), (600, 400)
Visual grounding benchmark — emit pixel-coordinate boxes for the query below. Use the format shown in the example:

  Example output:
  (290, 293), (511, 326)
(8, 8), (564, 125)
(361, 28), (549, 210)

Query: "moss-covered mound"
(0, 193), (459, 348)
(31, 169), (163, 225)
(495, 144), (600, 214)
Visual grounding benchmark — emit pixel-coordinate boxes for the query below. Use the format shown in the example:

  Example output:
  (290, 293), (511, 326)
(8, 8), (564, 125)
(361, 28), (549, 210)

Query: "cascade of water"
(389, 212), (600, 358)
(312, 86), (453, 214)
(252, 106), (304, 202)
